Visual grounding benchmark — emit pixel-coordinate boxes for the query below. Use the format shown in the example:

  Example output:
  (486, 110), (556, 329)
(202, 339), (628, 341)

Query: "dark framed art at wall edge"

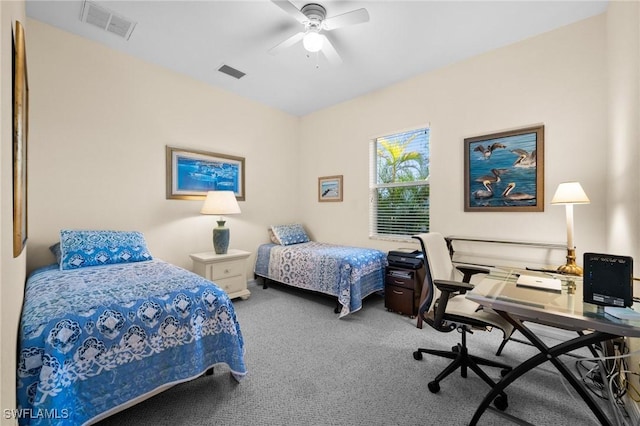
(464, 125), (544, 212)
(13, 21), (28, 257)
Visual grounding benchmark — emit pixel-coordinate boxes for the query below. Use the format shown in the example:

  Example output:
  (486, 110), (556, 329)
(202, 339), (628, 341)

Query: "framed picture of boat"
(166, 146), (245, 200)
(464, 125), (544, 212)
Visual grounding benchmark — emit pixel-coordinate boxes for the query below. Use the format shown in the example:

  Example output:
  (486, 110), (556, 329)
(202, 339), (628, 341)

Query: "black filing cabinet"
(384, 265), (425, 318)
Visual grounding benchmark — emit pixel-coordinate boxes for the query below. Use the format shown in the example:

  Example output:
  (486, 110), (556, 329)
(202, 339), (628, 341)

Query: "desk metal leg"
(469, 313), (617, 426)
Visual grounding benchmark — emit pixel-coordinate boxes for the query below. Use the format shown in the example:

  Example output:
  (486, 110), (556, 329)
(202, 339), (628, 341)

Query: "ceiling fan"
(269, 1), (370, 65)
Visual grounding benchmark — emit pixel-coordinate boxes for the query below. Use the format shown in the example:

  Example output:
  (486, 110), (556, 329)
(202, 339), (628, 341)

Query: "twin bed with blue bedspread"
(17, 230), (246, 425)
(254, 225), (386, 317)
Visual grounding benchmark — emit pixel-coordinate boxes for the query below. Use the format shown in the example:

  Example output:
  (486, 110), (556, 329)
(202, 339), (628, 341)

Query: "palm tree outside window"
(369, 127), (430, 239)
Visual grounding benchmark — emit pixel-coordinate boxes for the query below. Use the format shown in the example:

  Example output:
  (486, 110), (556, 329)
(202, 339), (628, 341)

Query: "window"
(369, 127), (430, 239)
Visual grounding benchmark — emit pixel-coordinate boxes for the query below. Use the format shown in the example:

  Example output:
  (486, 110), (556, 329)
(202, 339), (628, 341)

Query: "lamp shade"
(551, 182), (590, 205)
(200, 191), (241, 215)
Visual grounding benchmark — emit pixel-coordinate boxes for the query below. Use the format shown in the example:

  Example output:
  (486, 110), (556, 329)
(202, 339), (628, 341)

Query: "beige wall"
(298, 15), (608, 263)
(1, 1), (26, 424)
(26, 20), (299, 274)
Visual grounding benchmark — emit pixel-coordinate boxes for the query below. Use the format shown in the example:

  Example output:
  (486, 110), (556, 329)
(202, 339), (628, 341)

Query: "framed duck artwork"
(464, 125), (544, 212)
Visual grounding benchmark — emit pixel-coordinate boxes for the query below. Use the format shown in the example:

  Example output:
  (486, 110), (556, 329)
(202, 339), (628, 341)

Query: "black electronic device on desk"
(385, 249), (425, 320)
(583, 252), (633, 308)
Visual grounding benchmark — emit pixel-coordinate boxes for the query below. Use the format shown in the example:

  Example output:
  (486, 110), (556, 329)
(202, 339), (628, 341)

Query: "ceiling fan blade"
(323, 8), (369, 31)
(268, 31), (304, 55)
(320, 35), (342, 65)
(271, 0), (308, 24)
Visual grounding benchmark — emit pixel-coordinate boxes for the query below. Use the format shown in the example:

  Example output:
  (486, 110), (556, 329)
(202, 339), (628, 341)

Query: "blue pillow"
(270, 224), (310, 246)
(58, 230), (153, 270)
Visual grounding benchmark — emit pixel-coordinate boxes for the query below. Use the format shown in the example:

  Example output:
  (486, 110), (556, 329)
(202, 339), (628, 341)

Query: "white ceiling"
(26, 0), (608, 116)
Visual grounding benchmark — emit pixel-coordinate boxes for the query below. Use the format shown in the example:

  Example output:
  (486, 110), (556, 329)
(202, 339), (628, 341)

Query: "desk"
(466, 269), (640, 425)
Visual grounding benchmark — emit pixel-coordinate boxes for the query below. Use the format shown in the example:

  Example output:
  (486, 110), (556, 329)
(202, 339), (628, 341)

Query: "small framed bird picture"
(318, 175), (343, 202)
(464, 125), (544, 212)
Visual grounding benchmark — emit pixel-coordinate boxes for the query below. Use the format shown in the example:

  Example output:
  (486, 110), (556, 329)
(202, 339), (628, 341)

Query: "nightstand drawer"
(209, 259), (245, 280)
(215, 275), (245, 295)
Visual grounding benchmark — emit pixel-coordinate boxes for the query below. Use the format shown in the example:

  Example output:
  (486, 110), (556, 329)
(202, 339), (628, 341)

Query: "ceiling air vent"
(81, 1), (136, 40)
(218, 65), (246, 80)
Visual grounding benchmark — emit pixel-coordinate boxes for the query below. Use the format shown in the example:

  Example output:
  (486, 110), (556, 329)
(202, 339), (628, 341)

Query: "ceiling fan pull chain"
(306, 51), (320, 69)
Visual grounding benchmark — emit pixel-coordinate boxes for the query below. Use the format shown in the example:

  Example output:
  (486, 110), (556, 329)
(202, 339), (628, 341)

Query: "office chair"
(412, 233), (513, 409)
(419, 233), (511, 356)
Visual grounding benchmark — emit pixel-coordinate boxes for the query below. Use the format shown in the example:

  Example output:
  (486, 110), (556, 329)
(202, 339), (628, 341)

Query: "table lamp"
(551, 182), (590, 276)
(200, 191), (241, 254)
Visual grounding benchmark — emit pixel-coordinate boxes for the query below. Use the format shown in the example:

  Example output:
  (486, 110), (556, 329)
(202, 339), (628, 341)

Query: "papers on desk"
(515, 274), (562, 293)
(604, 306), (640, 320)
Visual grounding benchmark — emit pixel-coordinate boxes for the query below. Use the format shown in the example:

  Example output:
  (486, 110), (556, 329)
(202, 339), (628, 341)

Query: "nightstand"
(189, 249), (251, 300)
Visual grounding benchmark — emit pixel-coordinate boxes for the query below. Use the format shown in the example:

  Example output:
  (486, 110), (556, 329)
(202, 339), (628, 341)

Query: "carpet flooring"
(96, 280), (614, 425)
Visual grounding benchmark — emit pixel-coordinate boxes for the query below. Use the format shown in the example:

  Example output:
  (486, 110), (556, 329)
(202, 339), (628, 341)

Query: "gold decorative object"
(557, 248), (583, 276)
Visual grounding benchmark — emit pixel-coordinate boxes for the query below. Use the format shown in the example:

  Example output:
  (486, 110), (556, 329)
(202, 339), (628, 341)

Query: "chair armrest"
(456, 265), (490, 283)
(433, 279), (474, 294)
(431, 279), (474, 332)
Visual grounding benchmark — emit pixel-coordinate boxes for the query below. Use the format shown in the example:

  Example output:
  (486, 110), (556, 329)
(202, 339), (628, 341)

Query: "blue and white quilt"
(17, 259), (246, 426)
(254, 242), (386, 317)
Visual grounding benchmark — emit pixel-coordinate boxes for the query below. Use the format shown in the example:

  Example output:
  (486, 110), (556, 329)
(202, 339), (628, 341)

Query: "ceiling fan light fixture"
(303, 30), (323, 52)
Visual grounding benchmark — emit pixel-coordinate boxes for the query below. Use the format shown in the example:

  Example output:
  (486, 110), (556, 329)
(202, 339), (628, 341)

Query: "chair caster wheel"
(428, 381), (440, 393)
(493, 394), (508, 411)
(413, 351), (423, 360)
(501, 368), (511, 377)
